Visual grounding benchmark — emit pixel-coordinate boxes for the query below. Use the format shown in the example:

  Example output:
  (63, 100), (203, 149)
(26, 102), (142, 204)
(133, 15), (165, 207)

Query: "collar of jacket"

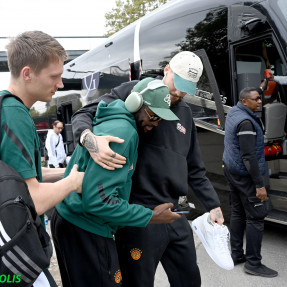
(236, 101), (259, 119)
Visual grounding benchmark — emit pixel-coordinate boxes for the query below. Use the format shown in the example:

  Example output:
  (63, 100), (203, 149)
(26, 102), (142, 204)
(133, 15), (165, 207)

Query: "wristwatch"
(80, 131), (90, 146)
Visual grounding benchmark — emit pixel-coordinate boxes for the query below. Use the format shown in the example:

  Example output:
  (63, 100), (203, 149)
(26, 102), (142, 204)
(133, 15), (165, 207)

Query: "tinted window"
(139, 7), (230, 105)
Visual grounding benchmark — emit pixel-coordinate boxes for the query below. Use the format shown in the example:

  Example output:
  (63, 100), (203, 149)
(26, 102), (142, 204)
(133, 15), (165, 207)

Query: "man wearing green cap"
(71, 51), (224, 287)
(51, 78), (181, 287)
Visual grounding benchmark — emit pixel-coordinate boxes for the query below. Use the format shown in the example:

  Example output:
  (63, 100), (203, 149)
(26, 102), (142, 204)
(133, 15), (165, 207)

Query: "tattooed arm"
(81, 129), (126, 171)
(72, 82), (142, 170)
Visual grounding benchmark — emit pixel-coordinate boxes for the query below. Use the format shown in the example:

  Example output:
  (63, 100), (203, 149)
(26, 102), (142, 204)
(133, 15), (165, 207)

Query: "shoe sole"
(192, 218), (234, 270)
(244, 267), (278, 278)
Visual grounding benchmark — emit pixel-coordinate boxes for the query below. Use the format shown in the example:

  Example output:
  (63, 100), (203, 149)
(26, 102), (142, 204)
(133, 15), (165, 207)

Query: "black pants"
(115, 216), (201, 287)
(224, 166), (268, 266)
(51, 210), (122, 287)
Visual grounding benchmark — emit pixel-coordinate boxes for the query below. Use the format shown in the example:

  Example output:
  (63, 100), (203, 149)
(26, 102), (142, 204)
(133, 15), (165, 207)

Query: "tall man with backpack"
(0, 30), (84, 286)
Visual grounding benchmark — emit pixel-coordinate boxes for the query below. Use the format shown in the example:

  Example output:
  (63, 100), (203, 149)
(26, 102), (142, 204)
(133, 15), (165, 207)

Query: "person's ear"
(22, 66), (32, 82)
(241, 99), (247, 106)
(163, 64), (171, 77)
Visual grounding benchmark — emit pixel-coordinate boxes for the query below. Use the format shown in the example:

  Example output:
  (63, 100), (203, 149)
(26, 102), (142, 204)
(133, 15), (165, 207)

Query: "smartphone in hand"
(171, 208), (190, 214)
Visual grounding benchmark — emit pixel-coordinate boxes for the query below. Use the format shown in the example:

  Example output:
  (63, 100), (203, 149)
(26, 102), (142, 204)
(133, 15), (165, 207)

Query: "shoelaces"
(213, 224), (231, 256)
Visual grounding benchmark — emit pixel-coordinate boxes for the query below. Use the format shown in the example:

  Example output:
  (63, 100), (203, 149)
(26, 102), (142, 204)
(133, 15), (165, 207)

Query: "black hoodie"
(72, 80), (220, 211)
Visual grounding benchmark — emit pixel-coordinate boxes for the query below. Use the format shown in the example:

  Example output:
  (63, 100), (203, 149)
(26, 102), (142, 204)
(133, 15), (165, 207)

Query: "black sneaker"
(244, 263), (278, 278)
(231, 254), (246, 265)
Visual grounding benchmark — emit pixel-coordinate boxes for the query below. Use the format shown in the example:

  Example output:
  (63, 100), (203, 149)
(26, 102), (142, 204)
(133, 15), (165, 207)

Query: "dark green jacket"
(56, 100), (153, 238)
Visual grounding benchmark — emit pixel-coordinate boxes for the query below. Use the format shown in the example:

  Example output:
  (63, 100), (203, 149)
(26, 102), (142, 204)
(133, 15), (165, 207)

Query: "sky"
(0, 0), (117, 50)
(0, 0), (117, 89)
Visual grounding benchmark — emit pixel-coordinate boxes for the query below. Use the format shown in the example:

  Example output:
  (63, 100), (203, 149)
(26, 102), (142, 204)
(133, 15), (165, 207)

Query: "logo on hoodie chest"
(177, 123), (186, 134)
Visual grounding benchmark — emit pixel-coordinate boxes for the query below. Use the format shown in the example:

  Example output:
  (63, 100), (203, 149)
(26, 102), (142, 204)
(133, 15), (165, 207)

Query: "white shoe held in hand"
(192, 212), (234, 270)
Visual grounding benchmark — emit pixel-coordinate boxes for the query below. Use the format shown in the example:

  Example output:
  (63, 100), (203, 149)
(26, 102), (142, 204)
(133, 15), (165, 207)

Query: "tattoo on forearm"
(85, 134), (99, 153)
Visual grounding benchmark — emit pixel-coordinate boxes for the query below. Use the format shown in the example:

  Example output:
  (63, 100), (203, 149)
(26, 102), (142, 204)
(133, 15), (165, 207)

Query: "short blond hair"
(6, 31), (68, 78)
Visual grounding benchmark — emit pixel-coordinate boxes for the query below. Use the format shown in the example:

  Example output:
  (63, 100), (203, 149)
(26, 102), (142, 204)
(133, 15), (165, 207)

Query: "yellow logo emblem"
(114, 270), (122, 284)
(130, 248), (142, 260)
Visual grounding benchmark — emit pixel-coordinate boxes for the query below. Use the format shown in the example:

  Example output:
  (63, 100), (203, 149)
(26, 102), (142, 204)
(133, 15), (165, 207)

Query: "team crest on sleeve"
(130, 248), (142, 260)
(114, 270), (122, 284)
(177, 123), (186, 134)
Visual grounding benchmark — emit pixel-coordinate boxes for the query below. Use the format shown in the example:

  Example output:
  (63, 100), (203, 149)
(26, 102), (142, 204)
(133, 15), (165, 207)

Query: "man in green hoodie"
(51, 78), (182, 287)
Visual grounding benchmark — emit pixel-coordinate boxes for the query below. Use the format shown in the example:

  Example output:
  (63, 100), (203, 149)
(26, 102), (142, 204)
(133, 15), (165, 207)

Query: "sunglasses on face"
(143, 108), (162, 122)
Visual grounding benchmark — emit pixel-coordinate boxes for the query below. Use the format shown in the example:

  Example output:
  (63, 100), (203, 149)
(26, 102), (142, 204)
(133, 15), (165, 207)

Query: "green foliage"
(29, 107), (40, 117)
(105, 0), (168, 36)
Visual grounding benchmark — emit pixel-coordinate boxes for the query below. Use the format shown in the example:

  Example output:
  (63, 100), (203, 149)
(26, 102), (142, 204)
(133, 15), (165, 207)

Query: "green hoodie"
(56, 100), (153, 238)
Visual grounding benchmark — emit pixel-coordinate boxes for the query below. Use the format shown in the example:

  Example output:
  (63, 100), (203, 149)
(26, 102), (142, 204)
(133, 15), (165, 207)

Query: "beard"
(170, 98), (182, 107)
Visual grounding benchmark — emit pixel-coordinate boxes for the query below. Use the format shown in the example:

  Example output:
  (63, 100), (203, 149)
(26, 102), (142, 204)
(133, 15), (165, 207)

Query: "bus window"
(139, 6), (230, 107)
(184, 49), (226, 132)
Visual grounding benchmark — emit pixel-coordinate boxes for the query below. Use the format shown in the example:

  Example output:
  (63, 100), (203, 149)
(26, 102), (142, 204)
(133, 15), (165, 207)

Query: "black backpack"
(0, 94), (52, 287)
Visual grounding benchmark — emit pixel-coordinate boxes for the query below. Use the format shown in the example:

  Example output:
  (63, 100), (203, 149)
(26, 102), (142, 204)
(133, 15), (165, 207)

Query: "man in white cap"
(51, 78), (181, 286)
(71, 51), (224, 287)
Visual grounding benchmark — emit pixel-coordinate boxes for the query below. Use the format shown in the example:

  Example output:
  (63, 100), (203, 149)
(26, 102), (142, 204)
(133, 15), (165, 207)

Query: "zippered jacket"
(57, 100), (153, 238)
(223, 102), (265, 176)
(72, 80), (221, 212)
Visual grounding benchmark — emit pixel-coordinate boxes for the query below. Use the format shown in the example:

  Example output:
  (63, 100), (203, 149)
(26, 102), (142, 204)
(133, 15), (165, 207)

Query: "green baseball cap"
(132, 78), (179, 121)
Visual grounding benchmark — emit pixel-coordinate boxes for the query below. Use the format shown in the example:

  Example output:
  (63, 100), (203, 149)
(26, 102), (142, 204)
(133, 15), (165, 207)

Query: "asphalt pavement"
(154, 221), (287, 287)
(47, 220), (287, 287)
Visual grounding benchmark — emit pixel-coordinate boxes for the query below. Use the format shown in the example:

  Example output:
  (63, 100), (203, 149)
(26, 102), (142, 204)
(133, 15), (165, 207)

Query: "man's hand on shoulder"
(149, 203), (181, 224)
(81, 130), (126, 170)
(209, 207), (224, 225)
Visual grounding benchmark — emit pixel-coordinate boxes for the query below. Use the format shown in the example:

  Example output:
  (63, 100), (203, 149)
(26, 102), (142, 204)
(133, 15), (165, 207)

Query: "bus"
(32, 0), (287, 224)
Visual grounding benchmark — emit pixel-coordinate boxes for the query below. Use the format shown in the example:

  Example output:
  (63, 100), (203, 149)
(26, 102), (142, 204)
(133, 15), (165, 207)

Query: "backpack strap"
(0, 94), (24, 152)
(56, 135), (60, 148)
(0, 94), (39, 178)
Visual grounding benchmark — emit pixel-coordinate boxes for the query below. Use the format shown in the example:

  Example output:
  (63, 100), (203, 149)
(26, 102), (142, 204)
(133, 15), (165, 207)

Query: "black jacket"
(72, 80), (220, 210)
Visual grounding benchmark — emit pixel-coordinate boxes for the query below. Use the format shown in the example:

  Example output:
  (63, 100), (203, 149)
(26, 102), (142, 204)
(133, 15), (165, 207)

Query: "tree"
(105, 0), (168, 36)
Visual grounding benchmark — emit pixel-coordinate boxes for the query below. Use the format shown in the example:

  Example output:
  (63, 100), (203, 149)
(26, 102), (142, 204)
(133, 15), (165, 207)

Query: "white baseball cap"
(169, 51), (203, 95)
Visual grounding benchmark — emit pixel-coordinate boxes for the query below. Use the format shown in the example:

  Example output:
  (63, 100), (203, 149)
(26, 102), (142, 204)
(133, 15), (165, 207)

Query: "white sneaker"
(192, 212), (234, 270)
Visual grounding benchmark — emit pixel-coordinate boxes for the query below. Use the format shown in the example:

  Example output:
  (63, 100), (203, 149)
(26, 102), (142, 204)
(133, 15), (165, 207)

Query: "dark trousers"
(51, 210), (122, 287)
(115, 216), (201, 287)
(224, 166), (268, 266)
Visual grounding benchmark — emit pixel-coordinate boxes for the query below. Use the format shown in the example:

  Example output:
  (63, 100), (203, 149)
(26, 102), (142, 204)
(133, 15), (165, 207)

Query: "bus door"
(186, 49), (230, 218)
(229, 4), (287, 224)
